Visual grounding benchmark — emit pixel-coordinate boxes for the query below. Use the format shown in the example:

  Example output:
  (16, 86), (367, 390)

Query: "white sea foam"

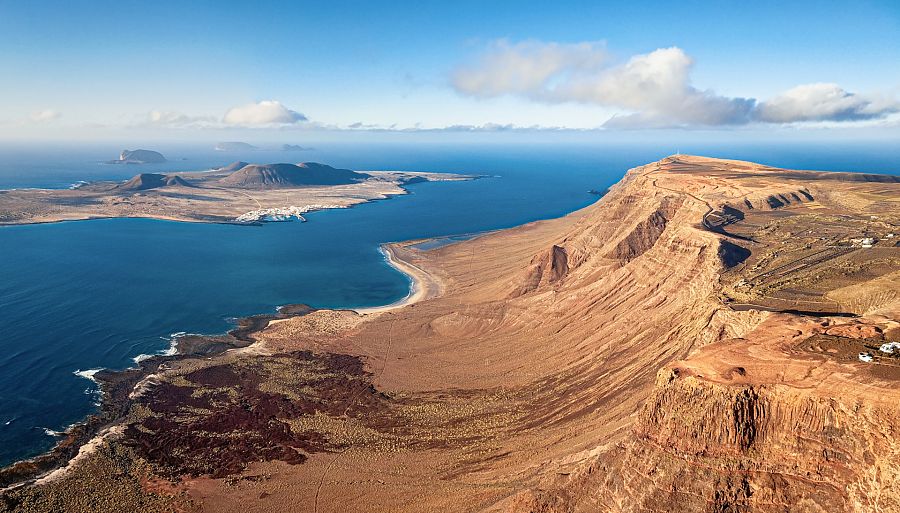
(43, 428), (64, 437)
(73, 368), (103, 383)
(68, 180), (89, 190)
(132, 353), (153, 364)
(160, 339), (179, 356)
(132, 332), (186, 364)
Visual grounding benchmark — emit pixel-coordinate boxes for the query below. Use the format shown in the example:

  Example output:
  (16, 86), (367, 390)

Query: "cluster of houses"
(848, 233), (897, 249)
(857, 342), (900, 362)
(851, 237), (877, 249)
(234, 204), (345, 223)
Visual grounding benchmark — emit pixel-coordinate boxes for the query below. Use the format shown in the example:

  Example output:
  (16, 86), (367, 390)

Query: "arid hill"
(0, 164), (467, 225)
(217, 161), (250, 173)
(116, 173), (193, 191)
(217, 162), (369, 188)
(2, 156), (897, 513)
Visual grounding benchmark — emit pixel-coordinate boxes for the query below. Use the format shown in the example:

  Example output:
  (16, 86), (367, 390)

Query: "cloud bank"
(755, 83), (897, 123)
(139, 101), (309, 129)
(146, 110), (215, 128)
(453, 40), (609, 99)
(30, 109), (61, 122)
(453, 41), (898, 127)
(222, 100), (307, 126)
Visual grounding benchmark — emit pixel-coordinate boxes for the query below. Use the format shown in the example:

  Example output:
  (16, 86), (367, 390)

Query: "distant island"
(0, 161), (476, 225)
(3, 156), (898, 512)
(214, 142), (257, 152)
(282, 144), (312, 151)
(106, 149), (166, 164)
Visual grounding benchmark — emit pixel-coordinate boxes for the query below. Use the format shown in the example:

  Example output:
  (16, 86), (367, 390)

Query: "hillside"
(116, 173), (192, 191)
(217, 162), (369, 188)
(3, 156), (897, 512)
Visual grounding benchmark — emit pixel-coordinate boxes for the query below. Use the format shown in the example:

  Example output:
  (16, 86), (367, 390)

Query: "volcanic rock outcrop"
(217, 162), (369, 188)
(116, 173), (192, 191)
(4, 156), (897, 513)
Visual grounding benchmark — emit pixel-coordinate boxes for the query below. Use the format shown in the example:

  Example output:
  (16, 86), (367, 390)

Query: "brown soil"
(5, 155), (899, 513)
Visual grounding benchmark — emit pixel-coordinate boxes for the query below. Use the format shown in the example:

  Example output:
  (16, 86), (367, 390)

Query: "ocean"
(0, 141), (897, 466)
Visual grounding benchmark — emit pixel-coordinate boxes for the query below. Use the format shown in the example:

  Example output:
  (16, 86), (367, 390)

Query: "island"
(281, 144), (311, 151)
(2, 156), (898, 513)
(106, 149), (167, 165)
(214, 142), (258, 152)
(0, 161), (475, 225)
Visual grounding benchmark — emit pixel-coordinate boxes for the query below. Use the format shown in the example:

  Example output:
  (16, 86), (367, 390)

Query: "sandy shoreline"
(353, 243), (442, 315)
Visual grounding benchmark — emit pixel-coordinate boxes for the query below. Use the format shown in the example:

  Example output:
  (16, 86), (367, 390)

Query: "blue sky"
(1, 0), (899, 140)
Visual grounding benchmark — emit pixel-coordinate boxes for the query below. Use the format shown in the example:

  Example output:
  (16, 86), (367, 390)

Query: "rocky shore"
(0, 303), (319, 490)
(2, 156), (897, 512)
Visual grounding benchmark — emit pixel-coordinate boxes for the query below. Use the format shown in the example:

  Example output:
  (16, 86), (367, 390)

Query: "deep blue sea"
(0, 141), (897, 466)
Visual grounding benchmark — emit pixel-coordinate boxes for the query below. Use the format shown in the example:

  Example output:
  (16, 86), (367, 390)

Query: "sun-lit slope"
(228, 155), (900, 512)
(12, 156), (895, 513)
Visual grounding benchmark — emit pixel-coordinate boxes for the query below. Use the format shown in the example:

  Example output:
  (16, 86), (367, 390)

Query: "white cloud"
(146, 110), (215, 127)
(567, 48), (755, 127)
(755, 83), (899, 123)
(452, 41), (897, 127)
(30, 109), (61, 122)
(452, 40), (608, 100)
(222, 100), (307, 126)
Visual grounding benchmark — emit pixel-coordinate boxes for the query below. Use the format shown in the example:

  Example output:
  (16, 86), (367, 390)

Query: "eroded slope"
(4, 156), (898, 513)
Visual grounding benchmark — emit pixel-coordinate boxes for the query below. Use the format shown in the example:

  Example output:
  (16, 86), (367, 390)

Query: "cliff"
(4, 156), (897, 513)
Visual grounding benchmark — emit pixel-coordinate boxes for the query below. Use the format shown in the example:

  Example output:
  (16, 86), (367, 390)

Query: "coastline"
(0, 172), (482, 227)
(0, 237), (446, 489)
(353, 243), (442, 315)
(2, 156), (899, 511)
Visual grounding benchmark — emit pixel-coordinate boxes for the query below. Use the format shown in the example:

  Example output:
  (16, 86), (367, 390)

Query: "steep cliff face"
(510, 357), (900, 513)
(533, 365), (900, 513)
(511, 244), (569, 297)
(499, 156), (900, 513)
(9, 156), (896, 513)
(605, 196), (683, 263)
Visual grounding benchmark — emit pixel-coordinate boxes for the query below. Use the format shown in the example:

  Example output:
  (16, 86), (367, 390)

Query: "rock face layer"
(4, 155), (897, 513)
(218, 156), (895, 513)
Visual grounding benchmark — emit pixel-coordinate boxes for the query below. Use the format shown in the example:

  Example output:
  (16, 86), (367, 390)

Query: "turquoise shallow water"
(0, 142), (897, 466)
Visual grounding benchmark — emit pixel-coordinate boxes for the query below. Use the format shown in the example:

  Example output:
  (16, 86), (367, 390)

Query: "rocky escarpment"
(605, 196), (684, 263)
(512, 244), (569, 297)
(599, 368), (900, 512)
(514, 356), (900, 513)
(732, 188), (815, 211)
(5, 155), (896, 513)
(500, 156), (900, 513)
